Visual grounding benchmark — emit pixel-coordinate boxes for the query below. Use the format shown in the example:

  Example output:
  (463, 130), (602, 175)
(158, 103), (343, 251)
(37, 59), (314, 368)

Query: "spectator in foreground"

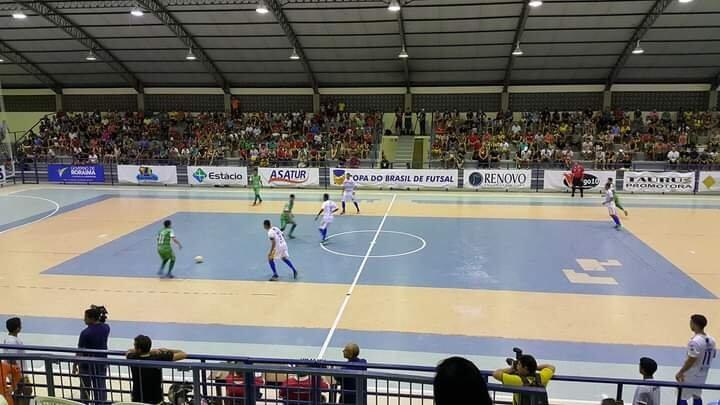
(279, 369), (329, 405)
(126, 335), (187, 404)
(76, 307), (110, 405)
(3, 318), (30, 405)
(633, 357), (660, 405)
(434, 357), (491, 405)
(338, 343), (367, 404)
(676, 314), (716, 405)
(0, 360), (21, 405)
(493, 354), (555, 405)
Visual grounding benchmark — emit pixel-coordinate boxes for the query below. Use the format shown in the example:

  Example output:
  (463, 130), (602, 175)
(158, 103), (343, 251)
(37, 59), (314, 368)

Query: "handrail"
(12, 113), (53, 148)
(2, 343), (719, 393)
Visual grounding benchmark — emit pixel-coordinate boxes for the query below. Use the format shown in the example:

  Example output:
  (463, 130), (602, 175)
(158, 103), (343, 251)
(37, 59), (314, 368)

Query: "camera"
(90, 305), (109, 323)
(505, 347), (523, 367)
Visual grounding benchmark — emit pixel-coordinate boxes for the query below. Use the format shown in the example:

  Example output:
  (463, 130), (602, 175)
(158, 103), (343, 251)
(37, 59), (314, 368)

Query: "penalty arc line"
(316, 193), (397, 359)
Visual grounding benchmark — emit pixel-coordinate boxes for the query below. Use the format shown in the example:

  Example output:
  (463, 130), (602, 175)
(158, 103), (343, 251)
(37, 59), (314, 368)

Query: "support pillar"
(137, 93), (145, 112)
(500, 91), (509, 111)
(313, 93), (320, 114)
(709, 89), (718, 111)
(404, 92), (412, 113)
(603, 90), (612, 110)
(55, 93), (63, 112)
(223, 93), (231, 113)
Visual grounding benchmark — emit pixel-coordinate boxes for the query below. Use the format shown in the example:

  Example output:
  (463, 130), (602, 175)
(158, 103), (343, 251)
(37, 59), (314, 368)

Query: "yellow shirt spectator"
(501, 367), (554, 405)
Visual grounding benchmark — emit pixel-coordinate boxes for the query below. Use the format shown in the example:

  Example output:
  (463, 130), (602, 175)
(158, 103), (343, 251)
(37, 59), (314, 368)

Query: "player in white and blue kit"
(602, 182), (622, 230)
(263, 219), (298, 281)
(315, 193), (339, 244)
(676, 314), (716, 405)
(341, 173), (360, 215)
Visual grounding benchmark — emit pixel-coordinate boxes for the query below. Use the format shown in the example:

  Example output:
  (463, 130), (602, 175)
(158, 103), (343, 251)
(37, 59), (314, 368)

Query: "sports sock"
(167, 259), (176, 274)
(290, 224), (297, 236)
(354, 202), (360, 211)
(268, 259), (278, 276)
(611, 215), (621, 226)
(282, 258), (298, 274)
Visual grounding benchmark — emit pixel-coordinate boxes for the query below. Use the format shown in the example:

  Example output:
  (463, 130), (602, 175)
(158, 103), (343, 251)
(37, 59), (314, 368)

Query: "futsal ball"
(194, 256), (204, 263)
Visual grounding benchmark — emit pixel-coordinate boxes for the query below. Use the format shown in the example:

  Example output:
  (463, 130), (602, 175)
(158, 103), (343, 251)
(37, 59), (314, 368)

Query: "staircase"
(394, 136), (415, 168)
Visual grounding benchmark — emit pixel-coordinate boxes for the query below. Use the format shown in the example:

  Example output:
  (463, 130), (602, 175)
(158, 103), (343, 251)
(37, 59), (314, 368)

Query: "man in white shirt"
(341, 174), (360, 215)
(668, 147), (680, 164)
(633, 357), (660, 405)
(315, 193), (339, 244)
(676, 314), (716, 405)
(3, 317), (27, 372)
(263, 220), (298, 282)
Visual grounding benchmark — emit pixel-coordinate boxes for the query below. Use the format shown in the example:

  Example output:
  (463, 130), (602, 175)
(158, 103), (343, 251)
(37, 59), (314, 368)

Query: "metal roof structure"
(0, 0), (718, 91)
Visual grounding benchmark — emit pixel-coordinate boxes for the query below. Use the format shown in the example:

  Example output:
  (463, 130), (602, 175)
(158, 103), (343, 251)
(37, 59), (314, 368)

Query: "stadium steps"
(394, 136), (415, 168)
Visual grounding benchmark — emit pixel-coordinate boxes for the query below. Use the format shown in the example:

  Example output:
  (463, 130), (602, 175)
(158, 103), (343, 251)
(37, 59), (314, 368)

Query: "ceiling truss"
(0, 40), (62, 92)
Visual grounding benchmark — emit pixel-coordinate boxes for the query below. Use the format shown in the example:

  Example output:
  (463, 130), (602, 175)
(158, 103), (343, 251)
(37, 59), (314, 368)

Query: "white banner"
(543, 170), (615, 192)
(699, 172), (720, 193)
(118, 165), (178, 185)
(624, 171), (695, 193)
(331, 168), (458, 189)
(464, 169), (531, 189)
(187, 166), (247, 186)
(0, 165), (5, 185)
(258, 167), (319, 187)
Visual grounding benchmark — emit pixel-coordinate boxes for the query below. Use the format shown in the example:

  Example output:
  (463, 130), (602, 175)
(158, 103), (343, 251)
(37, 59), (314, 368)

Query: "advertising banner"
(543, 170), (615, 192)
(48, 164), (105, 183)
(258, 167), (319, 187)
(463, 169), (531, 189)
(623, 171), (695, 193)
(0, 166), (5, 185)
(699, 172), (720, 193)
(187, 166), (247, 187)
(331, 168), (458, 189)
(118, 165), (178, 185)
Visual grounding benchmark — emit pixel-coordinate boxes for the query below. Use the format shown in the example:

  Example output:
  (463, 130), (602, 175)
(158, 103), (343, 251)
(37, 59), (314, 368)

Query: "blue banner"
(48, 164), (105, 183)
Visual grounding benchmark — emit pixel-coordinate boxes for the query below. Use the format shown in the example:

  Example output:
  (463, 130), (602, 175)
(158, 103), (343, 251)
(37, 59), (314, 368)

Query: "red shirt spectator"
(572, 162), (584, 179)
(224, 372), (264, 403)
(279, 376), (329, 403)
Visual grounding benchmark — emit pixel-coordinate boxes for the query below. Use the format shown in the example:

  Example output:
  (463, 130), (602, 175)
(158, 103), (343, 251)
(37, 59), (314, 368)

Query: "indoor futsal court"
(1, 184), (719, 400)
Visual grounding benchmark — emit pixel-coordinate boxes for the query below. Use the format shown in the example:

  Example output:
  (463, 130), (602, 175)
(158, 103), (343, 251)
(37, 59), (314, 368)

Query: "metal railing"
(0, 345), (552, 405)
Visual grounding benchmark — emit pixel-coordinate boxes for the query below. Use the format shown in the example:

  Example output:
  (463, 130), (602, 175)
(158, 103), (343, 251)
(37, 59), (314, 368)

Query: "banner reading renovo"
(258, 167), (319, 187)
(187, 166), (247, 187)
(118, 165), (178, 185)
(331, 168), (458, 189)
(623, 171), (695, 193)
(543, 170), (614, 192)
(464, 169), (531, 189)
(698, 172), (720, 193)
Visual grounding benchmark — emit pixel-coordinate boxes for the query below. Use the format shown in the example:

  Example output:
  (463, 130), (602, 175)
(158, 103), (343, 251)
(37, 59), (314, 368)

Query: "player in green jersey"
(157, 219), (182, 278)
(251, 171), (263, 206)
(280, 194), (297, 238)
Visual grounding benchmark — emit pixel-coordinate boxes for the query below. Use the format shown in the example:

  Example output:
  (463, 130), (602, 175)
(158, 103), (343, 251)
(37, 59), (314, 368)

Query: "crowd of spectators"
(428, 108), (720, 169)
(16, 103), (383, 168)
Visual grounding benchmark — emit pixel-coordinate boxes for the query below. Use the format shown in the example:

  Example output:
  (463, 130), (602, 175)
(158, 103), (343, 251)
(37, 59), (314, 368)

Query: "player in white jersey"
(341, 173), (360, 215)
(677, 314), (716, 404)
(315, 193), (339, 244)
(263, 219), (298, 281)
(602, 183), (622, 230)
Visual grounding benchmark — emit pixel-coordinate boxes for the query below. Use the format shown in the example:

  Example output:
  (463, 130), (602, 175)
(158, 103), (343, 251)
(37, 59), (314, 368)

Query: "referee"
(571, 161), (585, 198)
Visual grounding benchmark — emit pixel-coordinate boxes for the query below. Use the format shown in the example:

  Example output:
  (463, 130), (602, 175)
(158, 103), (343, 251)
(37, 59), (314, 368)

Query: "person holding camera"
(75, 307), (110, 405)
(492, 354), (555, 405)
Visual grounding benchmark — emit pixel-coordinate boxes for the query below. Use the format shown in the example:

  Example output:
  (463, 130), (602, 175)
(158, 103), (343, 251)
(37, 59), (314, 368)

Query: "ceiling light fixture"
(632, 40), (644, 54)
(528, 0), (543, 7)
(398, 46), (409, 58)
(85, 49), (98, 61)
(0, 55), (5, 63)
(185, 47), (197, 60)
(388, 0), (401, 12)
(256, 0), (269, 14)
(512, 43), (523, 56)
(289, 48), (300, 60)
(130, 5), (144, 17)
(12, 8), (27, 19)
(678, 0), (693, 3)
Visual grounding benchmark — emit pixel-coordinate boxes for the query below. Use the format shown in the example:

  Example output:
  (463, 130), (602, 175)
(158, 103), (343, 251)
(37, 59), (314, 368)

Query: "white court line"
(316, 193), (397, 359)
(0, 195), (61, 235)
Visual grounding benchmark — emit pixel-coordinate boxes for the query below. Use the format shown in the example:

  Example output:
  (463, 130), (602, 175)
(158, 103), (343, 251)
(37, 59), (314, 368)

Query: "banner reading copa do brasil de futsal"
(464, 169), (531, 189)
(623, 171), (695, 193)
(258, 167), (319, 187)
(543, 170), (615, 192)
(332, 168), (458, 189)
(0, 165), (5, 185)
(48, 164), (105, 183)
(118, 165), (178, 185)
(187, 166), (247, 187)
